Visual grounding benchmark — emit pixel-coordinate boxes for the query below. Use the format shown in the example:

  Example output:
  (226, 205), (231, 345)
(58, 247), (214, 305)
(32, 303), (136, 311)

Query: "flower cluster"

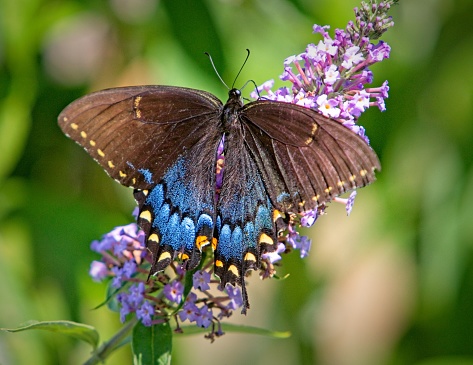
(251, 0), (394, 144)
(90, 218), (243, 338)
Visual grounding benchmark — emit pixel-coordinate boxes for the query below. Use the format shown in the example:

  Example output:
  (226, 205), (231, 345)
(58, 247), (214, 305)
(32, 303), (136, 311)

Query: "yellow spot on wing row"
(228, 265), (239, 277)
(80, 131), (87, 138)
(178, 253), (189, 260)
(89, 140), (96, 147)
(134, 96), (142, 118)
(196, 236), (210, 250)
(273, 209), (282, 222)
(108, 160), (115, 168)
(158, 251), (171, 262)
(244, 252), (256, 262)
(70, 122), (78, 130)
(148, 233), (159, 243)
(215, 260), (223, 268)
(259, 233), (274, 246)
(119, 170), (127, 178)
(97, 149), (105, 157)
(139, 210), (152, 222)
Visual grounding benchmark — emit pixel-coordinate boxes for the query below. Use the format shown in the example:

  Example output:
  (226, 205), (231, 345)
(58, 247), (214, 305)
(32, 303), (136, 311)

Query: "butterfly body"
(59, 85), (380, 312)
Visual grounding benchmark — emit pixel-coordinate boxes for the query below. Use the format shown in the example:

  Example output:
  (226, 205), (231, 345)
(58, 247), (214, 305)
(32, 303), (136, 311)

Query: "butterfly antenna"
(205, 52), (229, 90)
(240, 79), (261, 100)
(232, 49), (251, 89)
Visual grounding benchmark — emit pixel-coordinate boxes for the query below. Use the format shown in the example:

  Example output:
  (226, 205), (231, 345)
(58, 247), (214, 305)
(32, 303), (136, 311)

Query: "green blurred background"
(1, 0), (473, 364)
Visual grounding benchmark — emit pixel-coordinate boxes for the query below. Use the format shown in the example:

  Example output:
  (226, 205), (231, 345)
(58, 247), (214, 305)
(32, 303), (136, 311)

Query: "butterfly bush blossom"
(89, 0), (395, 339)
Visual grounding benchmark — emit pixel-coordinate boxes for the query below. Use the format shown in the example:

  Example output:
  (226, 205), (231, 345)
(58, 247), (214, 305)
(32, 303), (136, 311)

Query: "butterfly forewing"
(58, 86), (222, 189)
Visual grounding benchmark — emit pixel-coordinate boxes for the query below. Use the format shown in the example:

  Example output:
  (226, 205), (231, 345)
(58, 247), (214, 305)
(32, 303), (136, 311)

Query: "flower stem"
(83, 317), (138, 365)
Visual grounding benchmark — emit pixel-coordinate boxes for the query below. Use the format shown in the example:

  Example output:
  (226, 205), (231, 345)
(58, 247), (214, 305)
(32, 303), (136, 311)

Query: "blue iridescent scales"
(58, 85), (380, 313)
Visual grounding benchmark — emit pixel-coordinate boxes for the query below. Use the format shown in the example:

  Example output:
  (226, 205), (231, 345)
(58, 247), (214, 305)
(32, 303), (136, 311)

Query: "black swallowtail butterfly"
(58, 85), (380, 312)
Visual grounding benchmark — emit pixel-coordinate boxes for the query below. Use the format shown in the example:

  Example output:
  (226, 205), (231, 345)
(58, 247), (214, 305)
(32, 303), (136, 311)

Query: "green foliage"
(1, 320), (99, 349)
(1, 0), (473, 364)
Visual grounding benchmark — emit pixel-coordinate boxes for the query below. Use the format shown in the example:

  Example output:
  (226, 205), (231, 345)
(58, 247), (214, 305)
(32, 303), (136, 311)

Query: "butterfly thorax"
(222, 89), (244, 132)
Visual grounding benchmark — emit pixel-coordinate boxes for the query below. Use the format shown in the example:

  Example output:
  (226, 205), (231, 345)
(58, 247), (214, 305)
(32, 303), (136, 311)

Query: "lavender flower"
(136, 301), (155, 327)
(252, 0), (394, 140)
(193, 270), (211, 291)
(261, 242), (286, 264)
(163, 280), (184, 304)
(225, 285), (244, 310)
(89, 260), (108, 282)
(195, 305), (213, 328)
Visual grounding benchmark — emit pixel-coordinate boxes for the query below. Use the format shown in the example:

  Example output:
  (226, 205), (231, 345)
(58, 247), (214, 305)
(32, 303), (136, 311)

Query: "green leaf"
(178, 323), (291, 339)
(132, 321), (172, 365)
(1, 320), (99, 349)
(161, 0), (226, 75)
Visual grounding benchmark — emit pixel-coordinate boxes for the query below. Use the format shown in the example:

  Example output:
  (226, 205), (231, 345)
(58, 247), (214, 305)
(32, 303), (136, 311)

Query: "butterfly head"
(227, 88), (243, 105)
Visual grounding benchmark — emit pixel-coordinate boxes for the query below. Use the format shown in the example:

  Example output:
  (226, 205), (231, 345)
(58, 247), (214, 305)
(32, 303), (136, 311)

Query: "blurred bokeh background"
(1, 0), (472, 364)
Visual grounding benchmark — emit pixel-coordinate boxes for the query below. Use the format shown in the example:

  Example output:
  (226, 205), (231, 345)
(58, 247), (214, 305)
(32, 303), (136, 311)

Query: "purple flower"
(251, 4), (394, 132)
(316, 95), (341, 118)
(136, 301), (155, 326)
(122, 260), (137, 278)
(116, 292), (133, 323)
(193, 270), (211, 291)
(111, 262), (136, 288)
(178, 300), (200, 323)
(115, 283), (146, 323)
(334, 190), (358, 216)
(89, 260), (108, 282)
(342, 45), (364, 69)
(298, 236), (311, 258)
(261, 242), (286, 264)
(127, 282), (146, 307)
(225, 285), (243, 310)
(316, 38), (338, 56)
(346, 191), (357, 215)
(178, 292), (199, 322)
(195, 305), (213, 328)
(301, 209), (318, 227)
(287, 225), (312, 258)
(368, 41), (391, 62)
(163, 280), (184, 304)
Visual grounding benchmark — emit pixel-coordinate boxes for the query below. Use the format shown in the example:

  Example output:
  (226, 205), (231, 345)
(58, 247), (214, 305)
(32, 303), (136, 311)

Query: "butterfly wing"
(59, 85), (224, 273)
(58, 86), (223, 189)
(240, 100), (381, 212)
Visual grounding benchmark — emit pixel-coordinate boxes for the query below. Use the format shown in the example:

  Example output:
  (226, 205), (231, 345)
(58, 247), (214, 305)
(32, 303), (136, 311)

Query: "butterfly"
(58, 85), (380, 313)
